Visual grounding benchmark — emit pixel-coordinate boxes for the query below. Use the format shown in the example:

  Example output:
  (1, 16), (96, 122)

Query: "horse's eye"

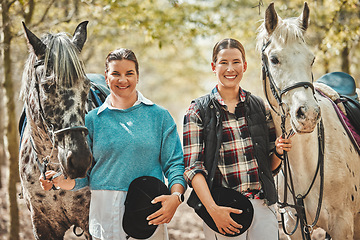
(270, 56), (279, 65)
(42, 82), (55, 93)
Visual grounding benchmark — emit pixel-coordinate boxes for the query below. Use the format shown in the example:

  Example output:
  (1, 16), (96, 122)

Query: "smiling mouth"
(224, 75), (237, 79)
(116, 86), (129, 89)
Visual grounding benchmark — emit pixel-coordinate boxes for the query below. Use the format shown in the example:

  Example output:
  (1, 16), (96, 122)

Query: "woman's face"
(105, 59), (138, 100)
(211, 48), (247, 91)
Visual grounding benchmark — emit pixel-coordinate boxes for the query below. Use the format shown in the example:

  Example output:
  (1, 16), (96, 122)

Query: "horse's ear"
(72, 21), (88, 52)
(22, 21), (46, 57)
(265, 2), (278, 35)
(298, 2), (310, 32)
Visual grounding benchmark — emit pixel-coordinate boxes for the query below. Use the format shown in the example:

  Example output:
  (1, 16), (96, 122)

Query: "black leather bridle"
(261, 40), (325, 240)
(261, 39), (315, 117)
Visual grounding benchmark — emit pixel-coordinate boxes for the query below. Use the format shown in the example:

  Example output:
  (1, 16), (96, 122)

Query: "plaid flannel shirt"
(183, 87), (276, 193)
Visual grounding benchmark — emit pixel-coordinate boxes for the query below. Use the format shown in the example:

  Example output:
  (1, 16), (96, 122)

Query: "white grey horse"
(257, 2), (360, 239)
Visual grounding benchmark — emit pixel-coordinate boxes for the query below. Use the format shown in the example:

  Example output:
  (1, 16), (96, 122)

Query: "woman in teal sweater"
(40, 48), (186, 240)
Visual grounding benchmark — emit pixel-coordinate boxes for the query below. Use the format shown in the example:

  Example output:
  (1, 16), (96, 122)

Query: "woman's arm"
(183, 103), (241, 235)
(147, 110), (187, 225)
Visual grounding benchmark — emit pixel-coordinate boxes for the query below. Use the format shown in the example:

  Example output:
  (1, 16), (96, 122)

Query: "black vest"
(188, 91), (277, 206)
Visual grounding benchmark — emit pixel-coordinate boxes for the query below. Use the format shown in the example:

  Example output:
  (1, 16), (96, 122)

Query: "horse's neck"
(26, 109), (56, 159)
(272, 112), (320, 189)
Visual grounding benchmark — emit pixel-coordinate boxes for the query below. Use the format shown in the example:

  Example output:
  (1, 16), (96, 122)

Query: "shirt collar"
(211, 86), (247, 107)
(97, 91), (153, 115)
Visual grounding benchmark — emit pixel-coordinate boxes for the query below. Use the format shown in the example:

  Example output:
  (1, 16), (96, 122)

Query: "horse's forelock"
(44, 33), (86, 88)
(21, 32), (86, 102)
(256, 17), (306, 52)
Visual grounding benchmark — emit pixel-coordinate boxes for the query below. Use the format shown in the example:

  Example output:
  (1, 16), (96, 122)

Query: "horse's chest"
(23, 183), (90, 220)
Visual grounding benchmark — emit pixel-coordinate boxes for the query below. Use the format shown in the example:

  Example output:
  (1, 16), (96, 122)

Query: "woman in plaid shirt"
(183, 38), (292, 240)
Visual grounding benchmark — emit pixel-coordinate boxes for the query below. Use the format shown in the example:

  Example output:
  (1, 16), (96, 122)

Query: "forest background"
(0, 0), (359, 239)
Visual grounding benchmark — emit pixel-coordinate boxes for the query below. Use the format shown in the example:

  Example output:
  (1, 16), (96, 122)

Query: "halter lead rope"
(261, 40), (325, 239)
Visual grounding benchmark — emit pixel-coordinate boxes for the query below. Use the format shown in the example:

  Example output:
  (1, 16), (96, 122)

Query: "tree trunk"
(2, 0), (20, 239)
(341, 45), (350, 74)
(0, 86), (4, 189)
(0, 50), (3, 189)
(324, 58), (330, 74)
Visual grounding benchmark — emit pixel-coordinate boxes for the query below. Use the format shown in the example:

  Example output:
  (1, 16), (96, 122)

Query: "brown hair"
(212, 38), (246, 63)
(105, 48), (139, 74)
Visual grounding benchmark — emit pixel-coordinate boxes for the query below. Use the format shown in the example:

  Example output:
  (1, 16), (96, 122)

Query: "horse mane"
(21, 32), (86, 101)
(256, 17), (306, 52)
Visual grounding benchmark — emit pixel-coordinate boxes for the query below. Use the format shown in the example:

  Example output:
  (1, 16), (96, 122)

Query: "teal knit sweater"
(74, 103), (186, 191)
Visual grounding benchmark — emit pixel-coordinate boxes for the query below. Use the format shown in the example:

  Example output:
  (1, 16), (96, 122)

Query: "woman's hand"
(207, 204), (243, 235)
(39, 171), (56, 191)
(275, 136), (292, 155)
(39, 170), (75, 190)
(146, 194), (181, 225)
(271, 136), (293, 170)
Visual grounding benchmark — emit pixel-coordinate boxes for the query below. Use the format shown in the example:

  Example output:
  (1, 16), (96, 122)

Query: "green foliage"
(309, 0), (360, 74)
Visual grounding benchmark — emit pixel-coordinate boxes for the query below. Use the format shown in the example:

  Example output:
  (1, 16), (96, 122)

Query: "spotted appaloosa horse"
(19, 22), (92, 239)
(257, 2), (360, 240)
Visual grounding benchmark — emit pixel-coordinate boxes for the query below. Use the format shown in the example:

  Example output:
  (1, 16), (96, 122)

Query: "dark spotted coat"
(19, 21), (97, 240)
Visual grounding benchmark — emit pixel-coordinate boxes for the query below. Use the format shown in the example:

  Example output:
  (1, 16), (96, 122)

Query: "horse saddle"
(317, 71), (358, 101)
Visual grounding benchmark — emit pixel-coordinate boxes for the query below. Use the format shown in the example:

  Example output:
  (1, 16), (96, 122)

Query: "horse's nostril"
(296, 107), (306, 119)
(67, 151), (74, 167)
(67, 151), (73, 160)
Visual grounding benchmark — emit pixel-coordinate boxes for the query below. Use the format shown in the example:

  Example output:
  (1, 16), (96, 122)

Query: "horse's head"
(21, 21), (92, 179)
(257, 2), (320, 133)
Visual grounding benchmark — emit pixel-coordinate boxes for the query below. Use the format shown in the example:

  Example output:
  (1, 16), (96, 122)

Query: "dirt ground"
(0, 167), (326, 240)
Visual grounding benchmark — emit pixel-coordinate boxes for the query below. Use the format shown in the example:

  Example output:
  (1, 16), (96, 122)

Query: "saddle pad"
(341, 95), (360, 132)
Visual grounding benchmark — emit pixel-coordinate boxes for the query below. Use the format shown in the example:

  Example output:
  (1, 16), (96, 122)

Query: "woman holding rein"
(40, 48), (186, 240)
(183, 38), (292, 240)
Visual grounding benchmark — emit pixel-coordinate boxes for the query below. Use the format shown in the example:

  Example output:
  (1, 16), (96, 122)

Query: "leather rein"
(31, 59), (89, 184)
(261, 40), (325, 239)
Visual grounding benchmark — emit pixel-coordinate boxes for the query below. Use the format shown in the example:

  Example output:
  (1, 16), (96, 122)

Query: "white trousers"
(203, 199), (278, 240)
(90, 190), (168, 240)
(93, 224), (168, 240)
